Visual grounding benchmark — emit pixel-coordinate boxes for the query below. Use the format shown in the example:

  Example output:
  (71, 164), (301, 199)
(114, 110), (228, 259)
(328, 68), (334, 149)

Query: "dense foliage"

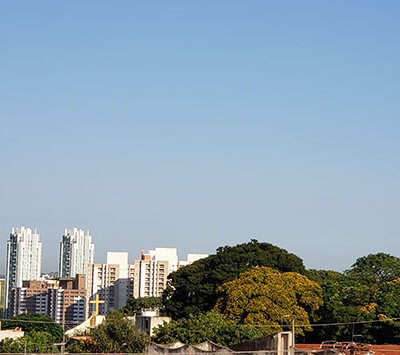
(1, 314), (63, 342)
(214, 267), (323, 335)
(84, 311), (150, 353)
(0, 331), (55, 353)
(152, 312), (265, 347)
(305, 270), (374, 342)
(163, 240), (305, 319)
(305, 254), (400, 344)
(160, 246), (400, 346)
(345, 253), (400, 284)
(124, 296), (164, 315)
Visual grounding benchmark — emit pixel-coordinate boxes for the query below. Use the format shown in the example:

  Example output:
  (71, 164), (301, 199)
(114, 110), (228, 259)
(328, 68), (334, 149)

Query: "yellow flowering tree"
(214, 266), (323, 335)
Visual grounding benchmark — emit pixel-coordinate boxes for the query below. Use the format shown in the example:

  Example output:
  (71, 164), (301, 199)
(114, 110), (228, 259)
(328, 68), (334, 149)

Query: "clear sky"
(1, 1), (399, 273)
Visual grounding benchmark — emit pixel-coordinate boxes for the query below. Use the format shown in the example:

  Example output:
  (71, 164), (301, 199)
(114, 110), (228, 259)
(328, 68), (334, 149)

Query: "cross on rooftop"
(89, 294), (105, 317)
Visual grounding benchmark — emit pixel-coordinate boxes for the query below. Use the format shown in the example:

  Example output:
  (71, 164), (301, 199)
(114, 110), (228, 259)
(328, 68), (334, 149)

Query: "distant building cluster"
(0, 226), (208, 327)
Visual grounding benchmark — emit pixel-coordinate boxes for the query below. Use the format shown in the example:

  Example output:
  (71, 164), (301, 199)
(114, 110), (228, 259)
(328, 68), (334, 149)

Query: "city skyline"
(1, 221), (399, 274)
(2, 1), (400, 274)
(1, 225), (209, 274)
(4, 228), (209, 324)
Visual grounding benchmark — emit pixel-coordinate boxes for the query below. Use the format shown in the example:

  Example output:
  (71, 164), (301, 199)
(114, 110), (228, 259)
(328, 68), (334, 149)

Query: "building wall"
(48, 288), (86, 326)
(10, 275), (86, 327)
(59, 228), (94, 278)
(178, 253), (209, 267)
(0, 329), (24, 341)
(0, 279), (5, 316)
(87, 253), (133, 315)
(135, 312), (171, 336)
(5, 226), (42, 317)
(133, 259), (168, 298)
(149, 248), (178, 275)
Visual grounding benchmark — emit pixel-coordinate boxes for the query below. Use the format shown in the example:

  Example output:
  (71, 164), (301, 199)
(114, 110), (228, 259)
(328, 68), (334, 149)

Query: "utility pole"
(292, 319), (295, 354)
(61, 316), (66, 355)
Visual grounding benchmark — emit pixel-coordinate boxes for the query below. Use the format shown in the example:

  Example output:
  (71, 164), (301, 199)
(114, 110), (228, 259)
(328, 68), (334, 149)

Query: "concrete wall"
(0, 329), (24, 341)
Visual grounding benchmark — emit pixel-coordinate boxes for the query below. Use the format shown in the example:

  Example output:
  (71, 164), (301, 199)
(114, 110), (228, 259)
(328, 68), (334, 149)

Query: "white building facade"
(87, 252), (134, 315)
(178, 253), (209, 267)
(59, 228), (94, 278)
(5, 226), (42, 317)
(133, 248), (179, 298)
(149, 248), (179, 275)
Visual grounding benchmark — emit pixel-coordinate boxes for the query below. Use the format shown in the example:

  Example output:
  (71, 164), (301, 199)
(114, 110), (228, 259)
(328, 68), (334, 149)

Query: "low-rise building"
(0, 328), (24, 341)
(135, 309), (171, 336)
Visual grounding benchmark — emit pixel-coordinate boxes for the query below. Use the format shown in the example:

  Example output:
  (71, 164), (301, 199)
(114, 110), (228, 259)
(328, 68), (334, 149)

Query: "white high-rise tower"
(59, 228), (94, 278)
(5, 226), (42, 316)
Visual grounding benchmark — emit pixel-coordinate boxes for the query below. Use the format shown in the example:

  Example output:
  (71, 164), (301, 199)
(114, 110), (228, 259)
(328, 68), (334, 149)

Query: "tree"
(214, 267), (323, 336)
(0, 331), (54, 353)
(306, 269), (347, 285)
(163, 240), (305, 319)
(88, 311), (150, 353)
(306, 255), (400, 344)
(124, 297), (164, 315)
(65, 339), (92, 354)
(1, 314), (63, 342)
(364, 279), (400, 344)
(345, 253), (400, 284)
(153, 312), (265, 347)
(304, 270), (374, 343)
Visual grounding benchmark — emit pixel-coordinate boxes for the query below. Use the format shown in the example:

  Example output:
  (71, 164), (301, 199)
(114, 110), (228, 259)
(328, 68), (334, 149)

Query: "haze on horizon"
(1, 1), (399, 274)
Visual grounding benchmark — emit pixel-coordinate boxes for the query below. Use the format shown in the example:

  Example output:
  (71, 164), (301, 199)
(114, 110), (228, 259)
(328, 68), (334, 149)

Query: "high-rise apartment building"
(59, 228), (94, 278)
(133, 254), (169, 298)
(132, 248), (178, 299)
(10, 275), (86, 327)
(149, 248), (179, 275)
(86, 252), (134, 315)
(48, 275), (86, 326)
(5, 226), (42, 317)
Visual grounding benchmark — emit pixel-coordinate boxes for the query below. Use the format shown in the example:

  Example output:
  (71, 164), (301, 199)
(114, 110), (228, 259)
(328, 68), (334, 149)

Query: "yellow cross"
(89, 294), (105, 317)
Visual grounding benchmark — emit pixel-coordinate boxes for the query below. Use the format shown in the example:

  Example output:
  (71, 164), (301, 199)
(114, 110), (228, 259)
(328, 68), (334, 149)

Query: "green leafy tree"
(1, 314), (63, 342)
(364, 279), (400, 344)
(65, 338), (92, 353)
(0, 331), (54, 353)
(153, 312), (264, 347)
(87, 311), (150, 353)
(0, 337), (24, 353)
(345, 253), (400, 284)
(214, 267), (322, 336)
(307, 270), (400, 344)
(304, 269), (375, 343)
(306, 258), (400, 344)
(164, 240), (305, 319)
(124, 297), (164, 315)
(306, 269), (347, 285)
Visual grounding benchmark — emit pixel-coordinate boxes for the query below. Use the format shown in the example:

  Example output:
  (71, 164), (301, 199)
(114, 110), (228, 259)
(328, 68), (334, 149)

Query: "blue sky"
(1, 1), (399, 273)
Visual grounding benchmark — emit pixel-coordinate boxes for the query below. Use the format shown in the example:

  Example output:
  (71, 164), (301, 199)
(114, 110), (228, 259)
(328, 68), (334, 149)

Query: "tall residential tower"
(5, 226), (42, 317)
(59, 228), (94, 278)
